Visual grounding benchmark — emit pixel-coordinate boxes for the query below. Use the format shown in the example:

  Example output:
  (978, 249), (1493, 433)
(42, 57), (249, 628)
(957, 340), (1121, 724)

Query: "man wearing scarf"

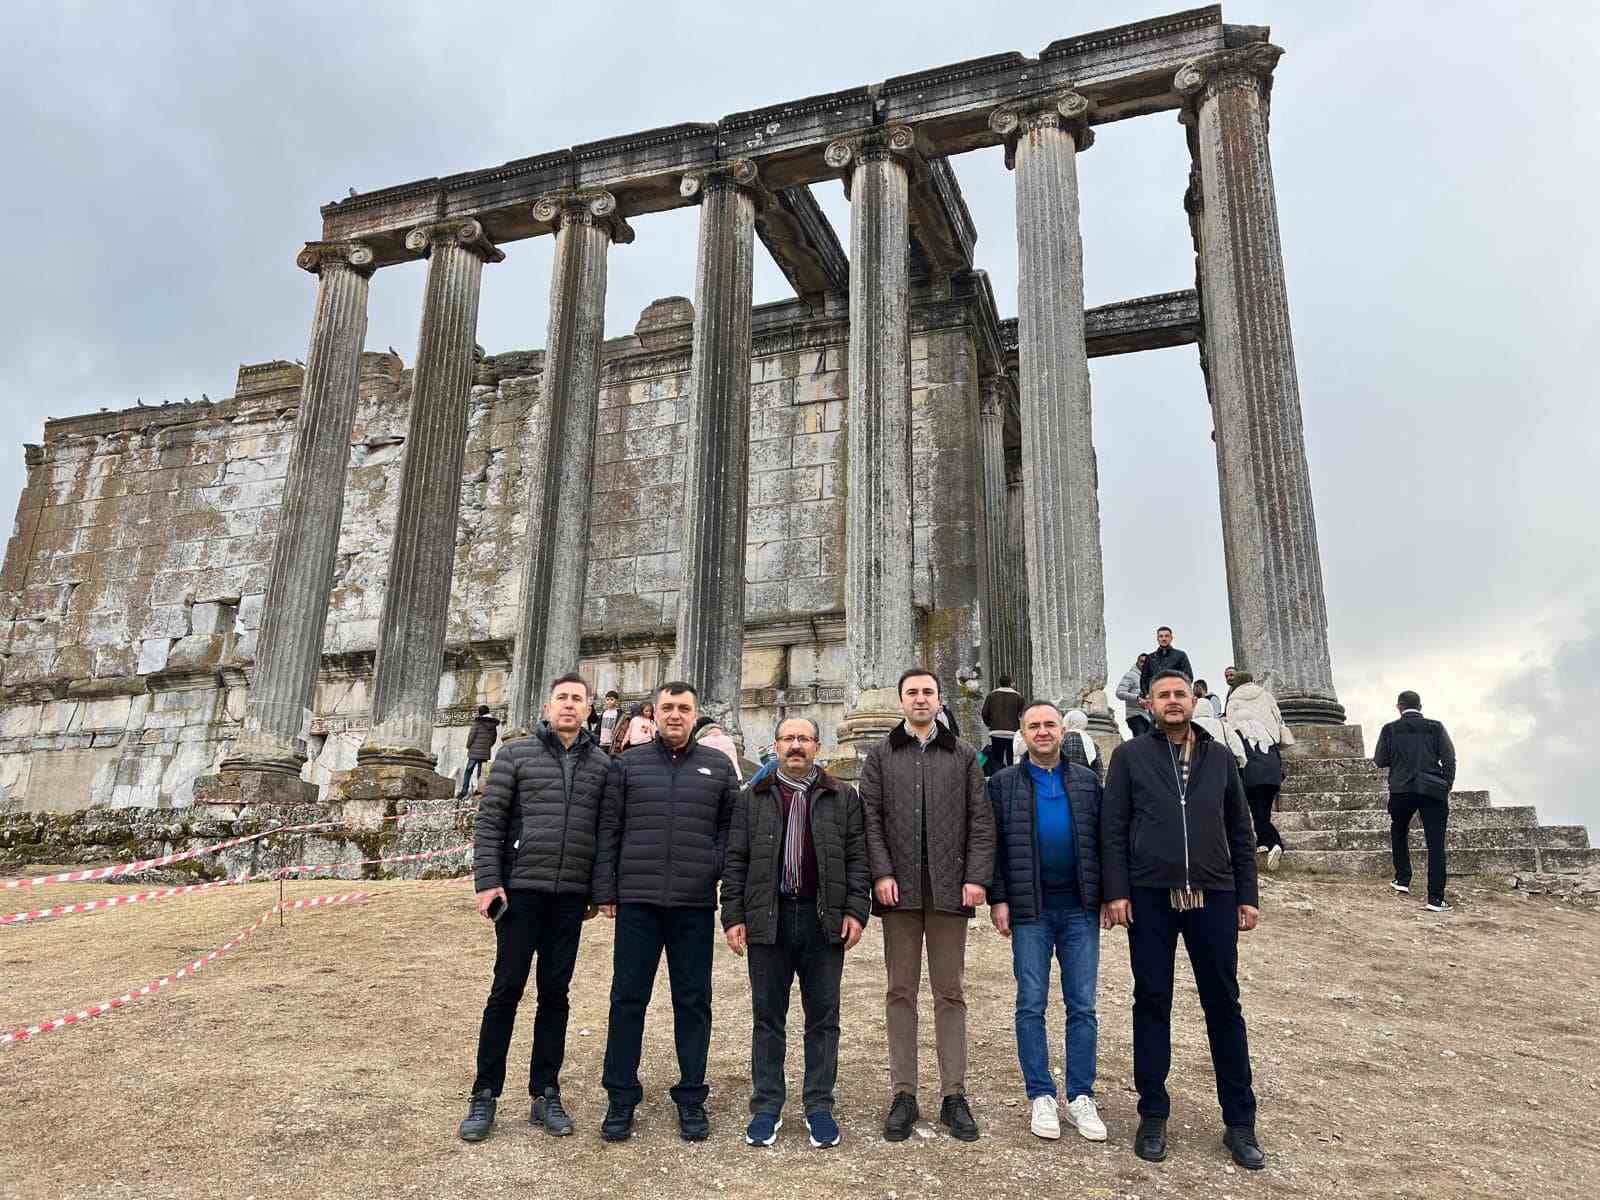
(722, 717), (870, 1149)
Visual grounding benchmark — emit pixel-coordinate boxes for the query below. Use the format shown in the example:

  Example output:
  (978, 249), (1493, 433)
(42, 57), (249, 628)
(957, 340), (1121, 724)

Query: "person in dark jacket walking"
(1373, 691), (1457, 911)
(861, 668), (996, 1144)
(988, 700), (1107, 1144)
(721, 716), (870, 1149)
(459, 705), (500, 798)
(459, 674), (608, 1143)
(981, 676), (1024, 772)
(1139, 627), (1194, 697)
(594, 680), (739, 1144)
(1102, 669), (1265, 1171)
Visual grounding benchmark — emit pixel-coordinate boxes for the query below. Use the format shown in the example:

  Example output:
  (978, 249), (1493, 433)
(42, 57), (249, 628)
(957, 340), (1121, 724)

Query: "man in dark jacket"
(722, 716), (870, 1149)
(1139, 626), (1194, 697)
(459, 705), (500, 797)
(459, 674), (608, 1143)
(1102, 669), (1265, 1171)
(980, 675), (1024, 772)
(988, 700), (1106, 1143)
(1373, 690), (1457, 911)
(861, 668), (996, 1144)
(594, 680), (739, 1143)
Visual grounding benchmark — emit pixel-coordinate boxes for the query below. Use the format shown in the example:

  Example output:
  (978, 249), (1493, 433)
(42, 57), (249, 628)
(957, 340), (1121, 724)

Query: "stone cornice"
(403, 219), (505, 264)
(531, 189), (636, 245)
(989, 91), (1094, 168)
(295, 240), (376, 277)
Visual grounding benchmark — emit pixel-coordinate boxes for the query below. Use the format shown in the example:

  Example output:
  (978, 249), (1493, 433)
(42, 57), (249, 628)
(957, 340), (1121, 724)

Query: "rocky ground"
(2, 869), (1597, 1200)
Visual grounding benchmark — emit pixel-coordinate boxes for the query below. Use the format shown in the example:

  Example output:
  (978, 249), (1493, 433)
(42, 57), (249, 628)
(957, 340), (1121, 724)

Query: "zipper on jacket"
(662, 741), (678, 906)
(553, 742), (580, 890)
(1168, 736), (1193, 895)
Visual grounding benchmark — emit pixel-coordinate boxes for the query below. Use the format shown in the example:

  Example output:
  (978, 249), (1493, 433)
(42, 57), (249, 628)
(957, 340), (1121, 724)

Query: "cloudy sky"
(3, 3), (1596, 833)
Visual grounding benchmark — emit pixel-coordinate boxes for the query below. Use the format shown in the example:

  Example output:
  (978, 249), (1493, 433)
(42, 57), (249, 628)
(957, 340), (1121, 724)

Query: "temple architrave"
(0, 8), (1360, 815)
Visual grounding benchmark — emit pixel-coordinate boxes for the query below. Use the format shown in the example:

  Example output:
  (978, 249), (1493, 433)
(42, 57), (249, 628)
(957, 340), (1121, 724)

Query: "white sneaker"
(1029, 1095), (1060, 1140)
(1065, 1094), (1107, 1142)
(1266, 845), (1283, 871)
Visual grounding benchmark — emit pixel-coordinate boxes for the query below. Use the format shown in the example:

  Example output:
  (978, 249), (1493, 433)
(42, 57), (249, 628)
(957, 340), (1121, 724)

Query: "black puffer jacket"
(466, 714), (500, 762)
(721, 769), (871, 945)
(988, 758), (1103, 921)
(593, 736), (739, 908)
(472, 726), (608, 894)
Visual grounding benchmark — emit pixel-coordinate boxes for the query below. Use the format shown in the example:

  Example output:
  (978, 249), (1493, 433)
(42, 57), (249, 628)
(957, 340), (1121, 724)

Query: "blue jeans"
(1011, 903), (1099, 1101)
(459, 758), (485, 797)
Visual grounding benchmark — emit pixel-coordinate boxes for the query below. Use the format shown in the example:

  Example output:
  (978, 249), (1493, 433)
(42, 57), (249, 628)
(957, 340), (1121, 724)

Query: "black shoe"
(457, 1088), (497, 1142)
(600, 1101), (636, 1142)
(677, 1102), (710, 1142)
(883, 1092), (919, 1142)
(1223, 1124), (1266, 1170)
(938, 1094), (979, 1142)
(531, 1087), (574, 1137)
(1134, 1116), (1168, 1162)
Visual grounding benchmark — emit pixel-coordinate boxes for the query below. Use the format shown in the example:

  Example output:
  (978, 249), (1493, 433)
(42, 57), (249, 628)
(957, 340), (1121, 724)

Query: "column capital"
(1175, 43), (1283, 117)
(979, 373), (1012, 418)
(680, 157), (762, 202)
(989, 91), (1094, 168)
(403, 218), (505, 264)
(824, 124), (918, 176)
(532, 189), (635, 245)
(295, 240), (376, 277)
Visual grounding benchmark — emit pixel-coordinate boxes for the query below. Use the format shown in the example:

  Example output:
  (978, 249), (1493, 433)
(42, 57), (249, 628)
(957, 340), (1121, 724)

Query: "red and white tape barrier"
(2, 877), (255, 926)
(0, 890), (373, 1047)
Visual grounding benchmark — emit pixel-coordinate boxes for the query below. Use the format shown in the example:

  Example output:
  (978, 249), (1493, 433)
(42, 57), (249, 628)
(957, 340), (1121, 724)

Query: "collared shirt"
(1026, 758), (1079, 904)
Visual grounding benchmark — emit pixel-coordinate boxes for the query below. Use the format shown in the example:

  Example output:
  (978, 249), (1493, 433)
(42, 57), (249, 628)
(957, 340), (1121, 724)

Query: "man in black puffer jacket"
(594, 681), (738, 1144)
(460, 673), (609, 1144)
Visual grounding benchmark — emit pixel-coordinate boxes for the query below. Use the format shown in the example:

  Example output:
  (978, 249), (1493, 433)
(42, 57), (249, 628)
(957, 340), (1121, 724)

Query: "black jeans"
(1127, 886), (1256, 1127)
(601, 903), (715, 1106)
(747, 897), (845, 1116)
(1246, 785), (1283, 851)
(1389, 792), (1449, 902)
(988, 734), (1015, 771)
(1127, 713), (1151, 737)
(471, 890), (587, 1097)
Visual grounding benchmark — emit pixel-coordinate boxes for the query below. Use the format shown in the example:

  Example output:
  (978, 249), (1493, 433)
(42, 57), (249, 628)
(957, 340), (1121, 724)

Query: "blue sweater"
(1027, 760), (1079, 906)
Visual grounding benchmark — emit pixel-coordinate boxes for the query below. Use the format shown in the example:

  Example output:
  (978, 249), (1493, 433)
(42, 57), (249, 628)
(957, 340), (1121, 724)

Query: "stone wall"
(0, 287), (996, 811)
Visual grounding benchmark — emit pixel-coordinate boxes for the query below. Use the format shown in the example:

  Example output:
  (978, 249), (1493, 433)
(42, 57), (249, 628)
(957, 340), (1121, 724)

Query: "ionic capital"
(403, 218), (505, 264)
(532, 189), (635, 245)
(1175, 43), (1283, 117)
(680, 158), (761, 202)
(979, 374), (1012, 420)
(988, 92), (1093, 169)
(295, 240), (377, 277)
(824, 125), (918, 178)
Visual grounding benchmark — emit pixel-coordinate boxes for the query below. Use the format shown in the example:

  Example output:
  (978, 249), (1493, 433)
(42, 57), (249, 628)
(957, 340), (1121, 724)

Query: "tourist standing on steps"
(459, 674), (608, 1144)
(861, 668), (995, 1144)
(596, 690), (623, 748)
(615, 701), (656, 752)
(988, 701), (1107, 1144)
(1373, 690), (1457, 912)
(459, 705), (499, 798)
(981, 674), (1025, 773)
(594, 681), (739, 1144)
(1139, 626), (1193, 697)
(1193, 680), (1221, 719)
(1117, 654), (1150, 736)
(1224, 674), (1296, 872)
(1060, 708), (1102, 784)
(1101, 669), (1266, 1172)
(1220, 666), (1239, 714)
(721, 716), (870, 1150)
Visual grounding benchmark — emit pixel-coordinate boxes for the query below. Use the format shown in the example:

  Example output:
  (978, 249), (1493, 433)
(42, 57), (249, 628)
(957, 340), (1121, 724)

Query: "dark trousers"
(1246, 784), (1283, 851)
(988, 734), (1015, 770)
(1127, 886), (1256, 1127)
(1389, 792), (1449, 903)
(1127, 713), (1151, 737)
(459, 758), (486, 797)
(747, 897), (845, 1116)
(601, 903), (715, 1106)
(471, 890), (587, 1097)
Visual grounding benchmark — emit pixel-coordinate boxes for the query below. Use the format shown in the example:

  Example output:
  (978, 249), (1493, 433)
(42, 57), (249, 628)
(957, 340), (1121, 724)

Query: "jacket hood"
(1229, 682), (1266, 702)
(537, 724), (596, 754)
(473, 713), (499, 725)
(887, 718), (960, 752)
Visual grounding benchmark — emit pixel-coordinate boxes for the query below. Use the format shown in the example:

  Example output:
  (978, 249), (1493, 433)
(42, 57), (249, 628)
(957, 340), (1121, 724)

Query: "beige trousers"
(881, 873), (969, 1099)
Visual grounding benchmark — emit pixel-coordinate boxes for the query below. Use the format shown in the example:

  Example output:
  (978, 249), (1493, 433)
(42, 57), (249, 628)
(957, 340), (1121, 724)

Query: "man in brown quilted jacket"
(860, 667), (996, 1144)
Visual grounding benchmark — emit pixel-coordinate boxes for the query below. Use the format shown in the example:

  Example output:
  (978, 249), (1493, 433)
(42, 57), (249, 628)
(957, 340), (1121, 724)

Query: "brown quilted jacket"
(859, 720), (996, 916)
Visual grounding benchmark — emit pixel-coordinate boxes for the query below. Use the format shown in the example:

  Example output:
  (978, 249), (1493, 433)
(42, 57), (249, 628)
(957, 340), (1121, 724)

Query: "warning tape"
(0, 890), (373, 1046)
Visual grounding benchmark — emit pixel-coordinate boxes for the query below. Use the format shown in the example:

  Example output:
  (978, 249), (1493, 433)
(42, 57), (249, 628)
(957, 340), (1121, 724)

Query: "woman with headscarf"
(690, 714), (744, 782)
(1059, 708), (1102, 784)
(1222, 673), (1295, 870)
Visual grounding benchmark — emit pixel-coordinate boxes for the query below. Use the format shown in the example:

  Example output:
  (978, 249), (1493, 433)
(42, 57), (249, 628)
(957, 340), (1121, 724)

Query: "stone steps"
(1332, 825), (1590, 852)
(1279, 846), (1600, 877)
(1277, 789), (1489, 813)
(1277, 805), (1541, 833)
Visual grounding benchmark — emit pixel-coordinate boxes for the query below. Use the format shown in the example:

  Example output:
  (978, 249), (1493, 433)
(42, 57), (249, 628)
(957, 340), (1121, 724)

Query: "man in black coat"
(721, 716), (870, 1149)
(1102, 669), (1265, 1171)
(459, 673), (608, 1143)
(1138, 626), (1194, 697)
(458, 705), (500, 797)
(1373, 690), (1458, 911)
(594, 680), (739, 1143)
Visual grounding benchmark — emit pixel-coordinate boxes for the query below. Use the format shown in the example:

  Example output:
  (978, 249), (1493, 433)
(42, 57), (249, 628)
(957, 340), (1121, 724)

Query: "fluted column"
(991, 93), (1113, 732)
(676, 161), (759, 742)
(1004, 455), (1033, 699)
(359, 220), (503, 765)
(975, 375), (1015, 690)
(827, 127), (917, 750)
(1178, 45), (1344, 724)
(506, 191), (632, 733)
(222, 240), (375, 775)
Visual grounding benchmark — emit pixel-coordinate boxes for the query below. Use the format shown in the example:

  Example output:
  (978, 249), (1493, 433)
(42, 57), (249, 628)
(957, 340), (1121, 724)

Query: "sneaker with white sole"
(1029, 1095), (1060, 1140)
(1425, 899), (1452, 912)
(1065, 1095), (1107, 1142)
(1266, 845), (1283, 871)
(1390, 880), (1409, 894)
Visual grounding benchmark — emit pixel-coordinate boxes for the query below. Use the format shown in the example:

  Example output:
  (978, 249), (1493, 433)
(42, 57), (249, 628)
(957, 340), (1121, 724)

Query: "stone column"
(1178, 45), (1346, 727)
(205, 239), (375, 805)
(826, 127), (917, 756)
(975, 375), (1015, 690)
(357, 220), (503, 778)
(675, 161), (759, 744)
(1004, 455), (1033, 700)
(990, 93), (1114, 735)
(506, 191), (632, 733)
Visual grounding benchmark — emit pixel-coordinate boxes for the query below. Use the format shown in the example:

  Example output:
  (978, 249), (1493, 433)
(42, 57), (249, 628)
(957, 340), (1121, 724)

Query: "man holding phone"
(459, 672), (610, 1143)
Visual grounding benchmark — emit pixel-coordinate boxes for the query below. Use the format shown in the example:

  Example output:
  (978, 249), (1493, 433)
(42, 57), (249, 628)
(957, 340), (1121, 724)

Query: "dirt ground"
(2, 869), (1597, 1200)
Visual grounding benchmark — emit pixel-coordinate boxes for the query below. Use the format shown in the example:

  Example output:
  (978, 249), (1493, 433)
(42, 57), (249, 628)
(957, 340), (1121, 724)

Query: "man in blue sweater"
(988, 701), (1106, 1143)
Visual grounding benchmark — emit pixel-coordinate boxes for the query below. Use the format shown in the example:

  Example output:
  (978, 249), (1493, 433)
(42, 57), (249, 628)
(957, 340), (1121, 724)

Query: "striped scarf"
(775, 767), (818, 895)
